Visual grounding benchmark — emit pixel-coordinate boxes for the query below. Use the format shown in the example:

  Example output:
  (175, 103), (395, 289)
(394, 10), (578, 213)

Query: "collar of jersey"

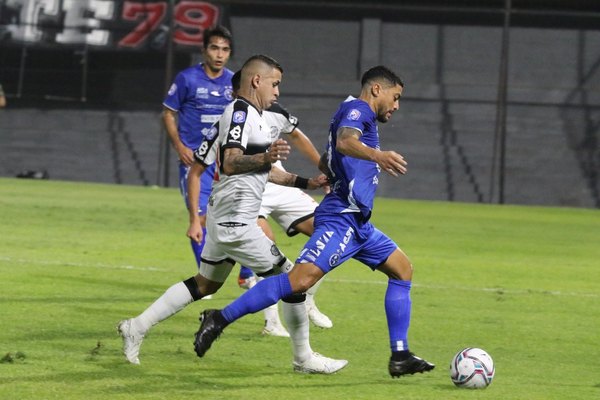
(236, 96), (262, 114)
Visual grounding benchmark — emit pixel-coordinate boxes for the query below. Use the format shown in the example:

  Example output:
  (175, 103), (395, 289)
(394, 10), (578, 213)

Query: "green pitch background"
(0, 178), (598, 399)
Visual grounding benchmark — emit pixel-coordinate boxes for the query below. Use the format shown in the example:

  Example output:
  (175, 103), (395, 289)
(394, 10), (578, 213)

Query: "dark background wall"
(1, 1), (599, 208)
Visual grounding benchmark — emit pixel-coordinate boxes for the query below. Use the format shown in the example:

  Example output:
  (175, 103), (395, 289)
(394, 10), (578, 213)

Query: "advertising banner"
(0, 0), (223, 50)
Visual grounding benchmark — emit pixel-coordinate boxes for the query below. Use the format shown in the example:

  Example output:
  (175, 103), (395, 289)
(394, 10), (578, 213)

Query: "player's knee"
(380, 249), (414, 281)
(186, 274), (221, 299)
(289, 274), (315, 293)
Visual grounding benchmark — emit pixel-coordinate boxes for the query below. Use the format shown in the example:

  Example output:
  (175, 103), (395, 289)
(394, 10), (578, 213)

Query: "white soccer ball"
(450, 347), (495, 389)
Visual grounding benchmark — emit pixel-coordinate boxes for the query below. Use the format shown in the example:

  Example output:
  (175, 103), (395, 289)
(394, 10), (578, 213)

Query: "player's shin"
(281, 294), (311, 362)
(385, 279), (412, 357)
(134, 281), (195, 333)
(221, 273), (293, 322)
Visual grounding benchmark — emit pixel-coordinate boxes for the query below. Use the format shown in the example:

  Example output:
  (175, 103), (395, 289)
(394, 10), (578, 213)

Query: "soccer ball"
(450, 347), (495, 389)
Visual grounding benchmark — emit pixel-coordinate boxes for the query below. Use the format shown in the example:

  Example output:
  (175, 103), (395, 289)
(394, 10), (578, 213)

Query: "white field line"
(0, 256), (163, 272)
(327, 278), (599, 298)
(1, 256), (596, 298)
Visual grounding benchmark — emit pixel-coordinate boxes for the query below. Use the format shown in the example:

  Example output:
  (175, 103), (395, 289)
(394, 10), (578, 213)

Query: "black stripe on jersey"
(225, 99), (250, 147)
(193, 122), (219, 167)
(200, 256), (235, 266)
(267, 102), (299, 131)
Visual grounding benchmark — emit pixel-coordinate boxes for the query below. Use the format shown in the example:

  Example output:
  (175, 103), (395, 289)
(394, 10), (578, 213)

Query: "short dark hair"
(231, 70), (241, 92)
(203, 25), (233, 53)
(361, 65), (404, 88)
(242, 54), (283, 74)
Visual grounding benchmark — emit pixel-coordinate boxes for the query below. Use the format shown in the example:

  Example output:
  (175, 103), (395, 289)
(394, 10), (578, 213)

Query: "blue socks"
(222, 274), (293, 322)
(385, 279), (412, 352)
(190, 226), (207, 267)
(239, 266), (254, 279)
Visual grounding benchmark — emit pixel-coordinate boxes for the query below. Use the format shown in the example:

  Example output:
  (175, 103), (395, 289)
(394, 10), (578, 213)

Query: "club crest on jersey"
(224, 88), (234, 101)
(167, 83), (177, 96)
(205, 125), (218, 140)
(328, 253), (340, 267)
(270, 244), (281, 257)
(347, 109), (361, 121)
(233, 111), (247, 123)
(270, 126), (279, 141)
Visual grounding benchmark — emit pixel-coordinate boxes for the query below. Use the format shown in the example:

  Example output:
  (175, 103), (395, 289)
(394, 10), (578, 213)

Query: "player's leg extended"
(117, 269), (228, 365)
(195, 261), (346, 373)
(279, 264), (345, 373)
(193, 262), (297, 359)
(279, 211), (333, 329)
(377, 248), (434, 377)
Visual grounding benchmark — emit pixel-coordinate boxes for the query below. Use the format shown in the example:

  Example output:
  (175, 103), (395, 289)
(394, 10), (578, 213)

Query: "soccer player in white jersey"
(119, 55), (347, 374)
(193, 65), (435, 378)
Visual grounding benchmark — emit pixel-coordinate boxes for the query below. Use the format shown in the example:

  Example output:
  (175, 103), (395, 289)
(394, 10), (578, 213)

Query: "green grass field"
(1, 177), (598, 399)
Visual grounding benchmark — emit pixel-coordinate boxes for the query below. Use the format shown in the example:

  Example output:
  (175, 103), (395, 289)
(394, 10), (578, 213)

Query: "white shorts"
(200, 219), (287, 283)
(259, 183), (318, 236)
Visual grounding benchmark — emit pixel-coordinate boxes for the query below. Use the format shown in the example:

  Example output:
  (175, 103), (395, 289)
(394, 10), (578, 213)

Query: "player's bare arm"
(222, 138), (290, 175)
(288, 128), (321, 167)
(186, 161), (206, 243)
(163, 107), (195, 166)
(318, 152), (332, 176)
(336, 126), (407, 176)
(268, 166), (328, 189)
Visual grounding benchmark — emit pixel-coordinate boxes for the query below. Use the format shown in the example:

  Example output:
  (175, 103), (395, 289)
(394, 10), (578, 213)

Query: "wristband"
(294, 176), (309, 189)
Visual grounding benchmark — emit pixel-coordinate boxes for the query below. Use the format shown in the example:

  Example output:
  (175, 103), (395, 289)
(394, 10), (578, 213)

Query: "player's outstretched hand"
(374, 150), (407, 177)
(268, 138), (291, 162)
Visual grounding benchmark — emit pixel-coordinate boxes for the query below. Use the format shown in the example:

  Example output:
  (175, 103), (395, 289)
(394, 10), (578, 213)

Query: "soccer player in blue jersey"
(193, 65), (435, 377)
(162, 25), (234, 267)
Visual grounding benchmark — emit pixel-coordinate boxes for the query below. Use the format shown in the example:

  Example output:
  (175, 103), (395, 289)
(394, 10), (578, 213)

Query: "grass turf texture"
(0, 177), (598, 400)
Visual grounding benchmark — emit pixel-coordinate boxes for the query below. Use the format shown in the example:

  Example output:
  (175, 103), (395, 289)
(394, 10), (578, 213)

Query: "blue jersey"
(297, 96), (398, 272)
(163, 64), (234, 149)
(318, 96), (381, 222)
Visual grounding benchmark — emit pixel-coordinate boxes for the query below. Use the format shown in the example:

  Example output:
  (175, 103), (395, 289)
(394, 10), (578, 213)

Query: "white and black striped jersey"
(200, 97), (273, 224)
(193, 101), (300, 167)
(191, 100), (301, 223)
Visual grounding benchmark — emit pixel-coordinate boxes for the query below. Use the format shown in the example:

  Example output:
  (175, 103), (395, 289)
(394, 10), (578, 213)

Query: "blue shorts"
(179, 162), (216, 216)
(296, 212), (398, 273)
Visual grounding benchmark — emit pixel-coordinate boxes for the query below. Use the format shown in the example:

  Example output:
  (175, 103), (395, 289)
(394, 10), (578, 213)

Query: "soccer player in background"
(161, 25), (234, 270)
(193, 65), (436, 377)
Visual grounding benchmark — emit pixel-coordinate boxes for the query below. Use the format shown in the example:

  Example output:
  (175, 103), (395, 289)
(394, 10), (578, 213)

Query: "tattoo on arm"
(224, 148), (270, 175)
(268, 167), (296, 186)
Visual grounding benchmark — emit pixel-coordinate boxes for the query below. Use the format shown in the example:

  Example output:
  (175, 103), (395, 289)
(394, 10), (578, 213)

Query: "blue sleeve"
(338, 103), (370, 134)
(163, 72), (187, 111)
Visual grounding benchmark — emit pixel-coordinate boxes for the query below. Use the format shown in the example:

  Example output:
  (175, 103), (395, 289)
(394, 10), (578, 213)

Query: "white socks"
(132, 281), (193, 334)
(281, 300), (312, 363)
